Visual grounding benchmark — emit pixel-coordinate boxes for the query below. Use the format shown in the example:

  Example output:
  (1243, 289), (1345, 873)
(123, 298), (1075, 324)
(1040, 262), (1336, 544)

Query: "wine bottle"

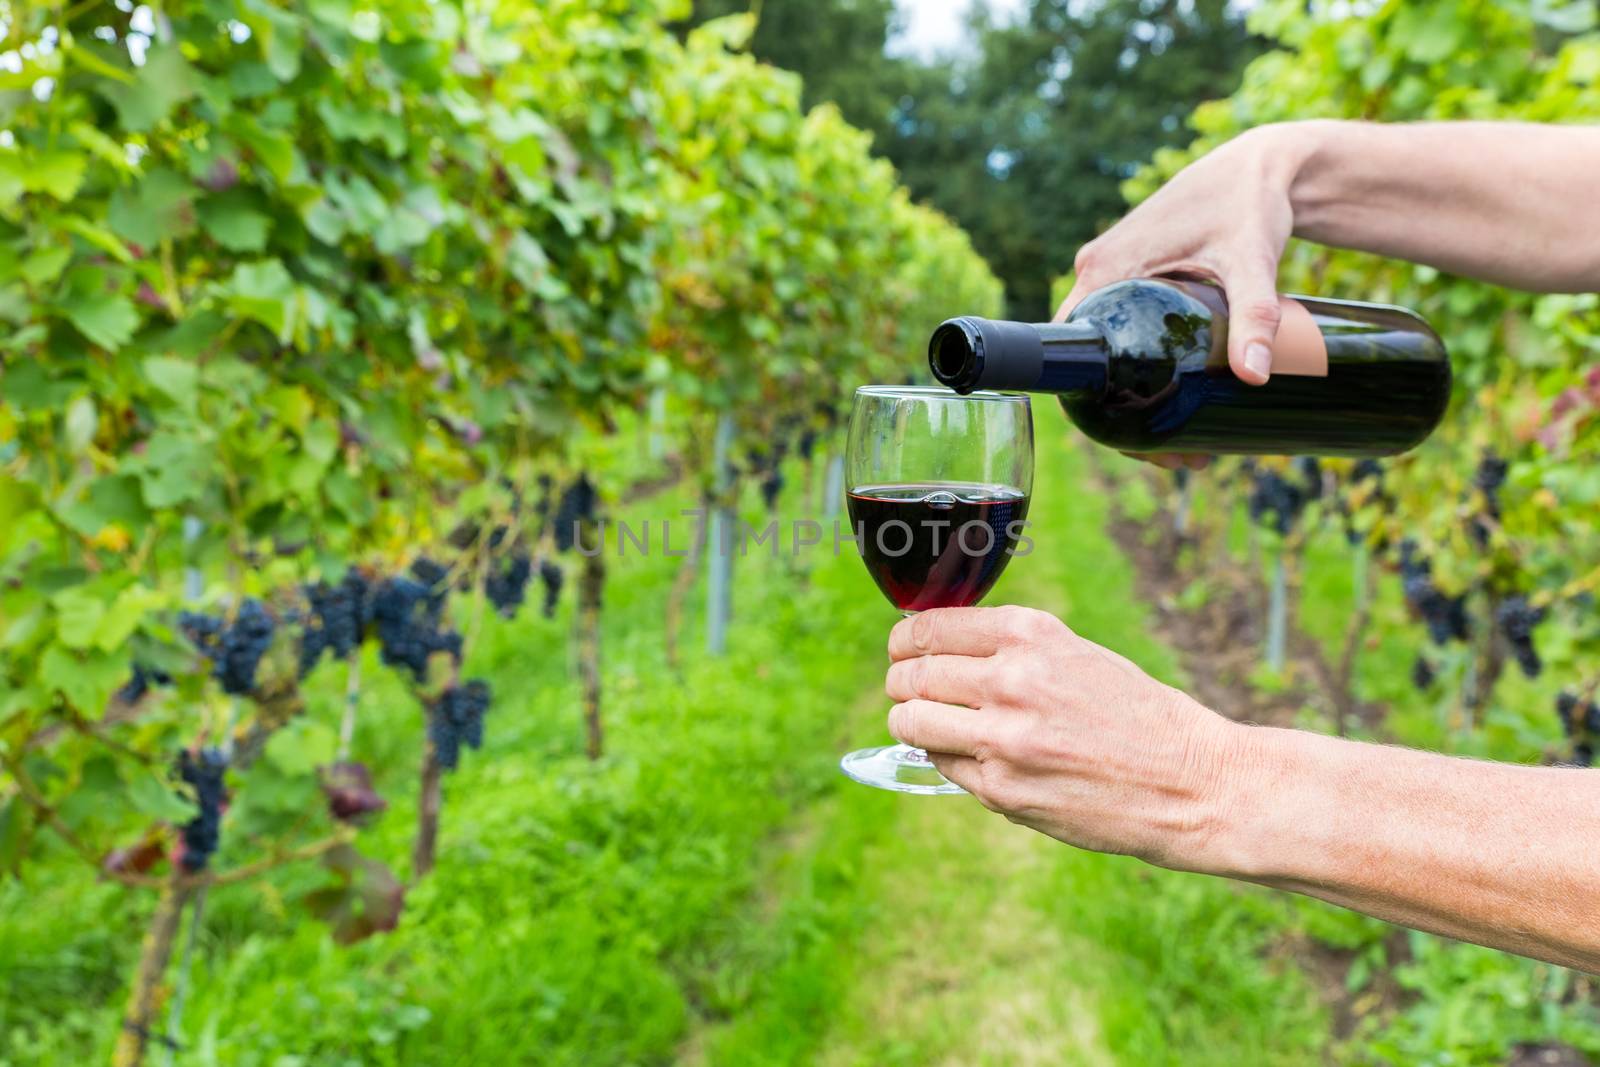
(928, 277), (1450, 456)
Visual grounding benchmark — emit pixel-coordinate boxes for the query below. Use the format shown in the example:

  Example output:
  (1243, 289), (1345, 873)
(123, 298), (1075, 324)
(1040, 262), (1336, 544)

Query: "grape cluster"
(797, 428), (817, 462)
(320, 760), (387, 823)
(1398, 541), (1469, 646)
(1495, 594), (1545, 678)
(539, 559), (564, 618)
(176, 747), (228, 871)
(760, 468), (785, 512)
(371, 577), (462, 681)
(300, 571), (371, 675)
(429, 680), (491, 770)
(180, 599), (276, 695)
(1471, 449), (1509, 547)
(1410, 654), (1437, 691)
(116, 663), (172, 704)
(485, 550), (533, 619)
(1556, 692), (1599, 767)
(553, 475), (598, 553)
(1247, 468), (1306, 535)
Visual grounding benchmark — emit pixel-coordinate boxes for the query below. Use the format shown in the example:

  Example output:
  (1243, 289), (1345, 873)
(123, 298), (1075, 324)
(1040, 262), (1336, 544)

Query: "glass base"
(839, 743), (965, 795)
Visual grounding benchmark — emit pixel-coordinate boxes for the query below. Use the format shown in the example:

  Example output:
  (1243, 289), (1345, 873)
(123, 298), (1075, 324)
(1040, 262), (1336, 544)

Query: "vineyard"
(5, 0), (1600, 1064)
(0, 1), (1004, 1062)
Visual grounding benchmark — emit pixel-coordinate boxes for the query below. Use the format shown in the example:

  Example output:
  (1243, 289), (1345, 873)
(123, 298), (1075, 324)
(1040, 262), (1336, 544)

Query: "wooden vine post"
(578, 520), (607, 760)
(706, 414), (737, 656)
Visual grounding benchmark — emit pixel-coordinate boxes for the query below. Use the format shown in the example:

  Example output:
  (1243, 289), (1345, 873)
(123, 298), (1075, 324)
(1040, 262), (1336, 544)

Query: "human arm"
(884, 605), (1600, 973)
(1059, 120), (1600, 388)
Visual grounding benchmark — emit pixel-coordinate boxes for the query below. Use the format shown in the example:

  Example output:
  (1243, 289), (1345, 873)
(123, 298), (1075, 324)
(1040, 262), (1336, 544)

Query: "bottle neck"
(1032, 321), (1108, 396)
(928, 316), (1108, 396)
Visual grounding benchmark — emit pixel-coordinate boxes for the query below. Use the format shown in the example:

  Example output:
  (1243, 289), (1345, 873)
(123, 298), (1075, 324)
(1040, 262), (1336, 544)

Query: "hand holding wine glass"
(839, 386), (1033, 795)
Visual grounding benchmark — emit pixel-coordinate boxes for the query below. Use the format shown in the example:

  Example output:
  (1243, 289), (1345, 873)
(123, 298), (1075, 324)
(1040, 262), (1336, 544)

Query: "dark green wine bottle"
(929, 277), (1450, 457)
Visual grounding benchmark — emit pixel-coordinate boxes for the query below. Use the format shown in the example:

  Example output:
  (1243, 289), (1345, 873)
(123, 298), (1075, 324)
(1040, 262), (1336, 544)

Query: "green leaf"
(134, 431), (210, 508)
(198, 194), (271, 252)
(220, 259), (298, 339)
(95, 585), (165, 653)
(56, 474), (151, 537)
(61, 289), (140, 350)
(68, 121), (133, 172)
(144, 355), (200, 412)
(106, 45), (195, 131)
(108, 169), (196, 248)
(39, 642), (126, 714)
(51, 587), (107, 650)
(20, 246), (72, 288)
(56, 215), (135, 263)
(127, 769), (199, 824)
(25, 151), (87, 201)
(265, 718), (337, 777)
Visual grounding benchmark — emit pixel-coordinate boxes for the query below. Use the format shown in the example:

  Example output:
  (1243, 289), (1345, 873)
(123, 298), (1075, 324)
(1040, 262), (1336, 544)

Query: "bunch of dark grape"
(797, 428), (818, 462)
(116, 663), (172, 704)
(1398, 542), (1469, 646)
(312, 571), (369, 660)
(429, 680), (491, 770)
(760, 468), (785, 512)
(553, 474), (598, 553)
(540, 559), (564, 618)
(485, 550), (533, 619)
(1247, 468), (1306, 535)
(176, 747), (228, 871)
(370, 577), (462, 681)
(1555, 691), (1600, 738)
(1495, 594), (1545, 678)
(1411, 654), (1437, 691)
(319, 761), (387, 823)
(181, 600), (276, 695)
(1556, 691), (1599, 766)
(1471, 449), (1509, 547)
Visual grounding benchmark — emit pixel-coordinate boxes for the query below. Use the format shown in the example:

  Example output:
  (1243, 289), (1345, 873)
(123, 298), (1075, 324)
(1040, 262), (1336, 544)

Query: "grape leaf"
(106, 45), (195, 132)
(60, 289), (140, 350)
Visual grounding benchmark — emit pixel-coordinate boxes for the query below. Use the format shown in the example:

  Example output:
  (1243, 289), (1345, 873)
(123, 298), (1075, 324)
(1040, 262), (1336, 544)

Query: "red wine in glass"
(839, 386), (1033, 796)
(848, 483), (1030, 612)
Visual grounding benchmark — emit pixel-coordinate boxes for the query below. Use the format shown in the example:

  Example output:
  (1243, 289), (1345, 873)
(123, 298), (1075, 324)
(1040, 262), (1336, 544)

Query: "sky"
(889, 0), (1029, 60)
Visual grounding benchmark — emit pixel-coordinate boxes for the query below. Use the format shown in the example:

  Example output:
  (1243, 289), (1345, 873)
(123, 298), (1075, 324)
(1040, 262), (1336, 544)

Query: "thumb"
(1224, 274), (1283, 386)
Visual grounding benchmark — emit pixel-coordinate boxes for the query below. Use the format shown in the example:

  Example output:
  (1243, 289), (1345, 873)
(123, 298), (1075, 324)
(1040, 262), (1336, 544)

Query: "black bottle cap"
(928, 317), (1043, 394)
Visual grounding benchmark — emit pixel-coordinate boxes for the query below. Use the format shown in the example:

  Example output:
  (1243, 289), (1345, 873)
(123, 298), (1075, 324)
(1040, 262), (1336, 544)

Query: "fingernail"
(1243, 342), (1272, 382)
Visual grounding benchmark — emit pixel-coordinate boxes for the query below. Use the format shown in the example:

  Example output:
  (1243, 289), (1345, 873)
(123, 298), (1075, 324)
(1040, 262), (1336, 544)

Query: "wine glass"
(839, 386), (1034, 794)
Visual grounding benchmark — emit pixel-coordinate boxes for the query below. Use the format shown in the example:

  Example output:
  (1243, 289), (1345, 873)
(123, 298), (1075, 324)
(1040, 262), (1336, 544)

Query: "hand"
(883, 605), (1242, 871)
(1055, 124), (1315, 471)
(1055, 123), (1310, 383)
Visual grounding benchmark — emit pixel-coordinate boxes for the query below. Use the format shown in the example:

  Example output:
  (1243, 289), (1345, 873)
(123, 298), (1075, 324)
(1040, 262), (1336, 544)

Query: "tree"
(690, 0), (1262, 317)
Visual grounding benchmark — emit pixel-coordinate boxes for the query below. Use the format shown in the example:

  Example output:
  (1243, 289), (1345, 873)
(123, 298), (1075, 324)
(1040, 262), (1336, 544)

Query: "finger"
(885, 654), (990, 707)
(887, 699), (984, 757)
(888, 607), (1019, 661)
(927, 751), (983, 792)
(1222, 263), (1284, 385)
(1181, 455), (1212, 471)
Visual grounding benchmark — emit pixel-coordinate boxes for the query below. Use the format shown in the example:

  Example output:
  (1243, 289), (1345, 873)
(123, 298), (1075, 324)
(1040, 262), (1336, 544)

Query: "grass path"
(686, 407), (1330, 1066)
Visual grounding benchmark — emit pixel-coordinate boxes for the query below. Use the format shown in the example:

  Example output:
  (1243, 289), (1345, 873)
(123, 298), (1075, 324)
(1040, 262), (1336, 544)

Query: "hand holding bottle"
(1054, 124), (1303, 387)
